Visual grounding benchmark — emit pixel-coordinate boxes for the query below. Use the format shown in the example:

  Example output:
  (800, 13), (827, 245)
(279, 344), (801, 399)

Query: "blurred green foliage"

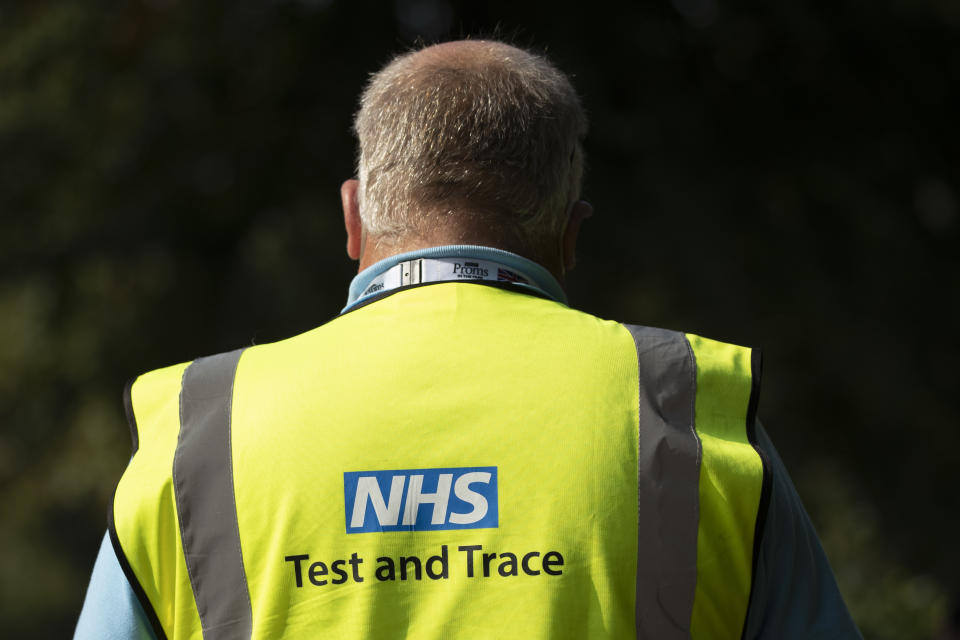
(1, 1), (957, 637)
(803, 461), (948, 639)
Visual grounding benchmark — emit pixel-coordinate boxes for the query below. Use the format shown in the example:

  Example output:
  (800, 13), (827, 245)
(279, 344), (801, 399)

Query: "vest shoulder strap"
(174, 349), (252, 639)
(621, 325), (770, 640)
(113, 350), (254, 640)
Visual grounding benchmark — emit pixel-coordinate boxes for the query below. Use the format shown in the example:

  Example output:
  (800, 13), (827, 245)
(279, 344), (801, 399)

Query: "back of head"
(354, 40), (586, 256)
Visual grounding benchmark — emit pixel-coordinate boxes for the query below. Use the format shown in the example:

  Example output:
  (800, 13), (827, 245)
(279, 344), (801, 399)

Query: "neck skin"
(341, 178), (592, 289)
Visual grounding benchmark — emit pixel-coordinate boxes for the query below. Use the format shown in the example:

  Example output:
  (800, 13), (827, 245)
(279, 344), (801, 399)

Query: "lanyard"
(358, 258), (536, 299)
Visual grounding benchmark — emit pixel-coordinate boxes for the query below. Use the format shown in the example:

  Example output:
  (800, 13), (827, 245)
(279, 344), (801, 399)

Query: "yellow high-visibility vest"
(111, 281), (768, 640)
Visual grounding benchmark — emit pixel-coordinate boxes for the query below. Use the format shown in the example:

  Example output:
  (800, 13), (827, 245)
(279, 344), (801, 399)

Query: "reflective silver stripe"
(174, 349), (252, 639)
(624, 325), (700, 640)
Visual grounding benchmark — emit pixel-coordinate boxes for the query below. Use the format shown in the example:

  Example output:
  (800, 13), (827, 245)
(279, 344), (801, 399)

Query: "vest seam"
(122, 377), (139, 456)
(225, 352), (254, 632)
(173, 361), (201, 630)
(681, 333), (701, 640)
(740, 348), (773, 640)
(630, 323), (642, 637)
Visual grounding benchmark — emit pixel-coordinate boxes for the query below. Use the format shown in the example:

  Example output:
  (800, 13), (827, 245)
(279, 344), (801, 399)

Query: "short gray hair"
(353, 40), (587, 247)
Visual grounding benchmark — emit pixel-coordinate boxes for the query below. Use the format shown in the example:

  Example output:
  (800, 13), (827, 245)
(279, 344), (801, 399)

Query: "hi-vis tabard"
(111, 276), (769, 640)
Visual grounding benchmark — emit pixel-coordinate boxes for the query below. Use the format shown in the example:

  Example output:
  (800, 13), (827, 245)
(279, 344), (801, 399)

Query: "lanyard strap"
(359, 258), (535, 298)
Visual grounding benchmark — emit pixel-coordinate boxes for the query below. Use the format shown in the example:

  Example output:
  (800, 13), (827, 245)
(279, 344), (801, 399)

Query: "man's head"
(342, 40), (591, 277)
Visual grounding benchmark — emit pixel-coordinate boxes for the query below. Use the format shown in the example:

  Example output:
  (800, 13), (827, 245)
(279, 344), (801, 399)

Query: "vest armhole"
(122, 378), (139, 456)
(741, 348), (774, 639)
(108, 500), (168, 640)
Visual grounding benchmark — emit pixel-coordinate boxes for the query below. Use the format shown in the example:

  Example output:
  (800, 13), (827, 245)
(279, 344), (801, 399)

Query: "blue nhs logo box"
(344, 466), (498, 534)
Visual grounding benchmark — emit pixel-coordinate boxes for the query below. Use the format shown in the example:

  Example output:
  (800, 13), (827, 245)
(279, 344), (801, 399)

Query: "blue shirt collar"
(344, 245), (568, 312)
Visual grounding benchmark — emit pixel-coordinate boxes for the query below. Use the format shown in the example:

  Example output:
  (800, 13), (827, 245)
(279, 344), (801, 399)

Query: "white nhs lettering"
(345, 467), (497, 533)
(350, 476), (405, 528)
(402, 474), (453, 525)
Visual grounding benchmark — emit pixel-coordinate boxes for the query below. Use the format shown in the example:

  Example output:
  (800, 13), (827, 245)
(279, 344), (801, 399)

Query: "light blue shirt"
(74, 533), (154, 640)
(75, 246), (861, 639)
(342, 244), (567, 312)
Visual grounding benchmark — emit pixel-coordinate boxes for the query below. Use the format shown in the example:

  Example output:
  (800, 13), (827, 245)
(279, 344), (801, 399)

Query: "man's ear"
(342, 178), (363, 260)
(562, 200), (593, 271)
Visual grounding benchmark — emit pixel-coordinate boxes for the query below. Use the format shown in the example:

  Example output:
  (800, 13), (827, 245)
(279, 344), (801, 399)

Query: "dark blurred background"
(1, 1), (957, 638)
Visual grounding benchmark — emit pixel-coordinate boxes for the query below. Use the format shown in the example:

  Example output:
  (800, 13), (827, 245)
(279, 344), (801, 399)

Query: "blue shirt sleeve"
(744, 423), (862, 639)
(74, 531), (155, 640)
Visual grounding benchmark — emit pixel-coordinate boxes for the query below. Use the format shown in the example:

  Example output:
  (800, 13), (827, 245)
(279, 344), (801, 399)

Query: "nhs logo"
(344, 466), (498, 534)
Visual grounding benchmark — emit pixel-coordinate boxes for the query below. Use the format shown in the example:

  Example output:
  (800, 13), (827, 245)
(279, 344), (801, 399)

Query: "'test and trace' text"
(284, 544), (565, 587)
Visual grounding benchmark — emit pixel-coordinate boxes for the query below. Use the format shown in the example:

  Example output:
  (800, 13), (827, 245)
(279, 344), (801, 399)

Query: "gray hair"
(353, 40), (587, 248)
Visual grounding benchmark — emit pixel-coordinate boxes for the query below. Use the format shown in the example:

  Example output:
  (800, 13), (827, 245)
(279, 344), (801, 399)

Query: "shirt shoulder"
(74, 532), (155, 640)
(745, 423), (862, 639)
